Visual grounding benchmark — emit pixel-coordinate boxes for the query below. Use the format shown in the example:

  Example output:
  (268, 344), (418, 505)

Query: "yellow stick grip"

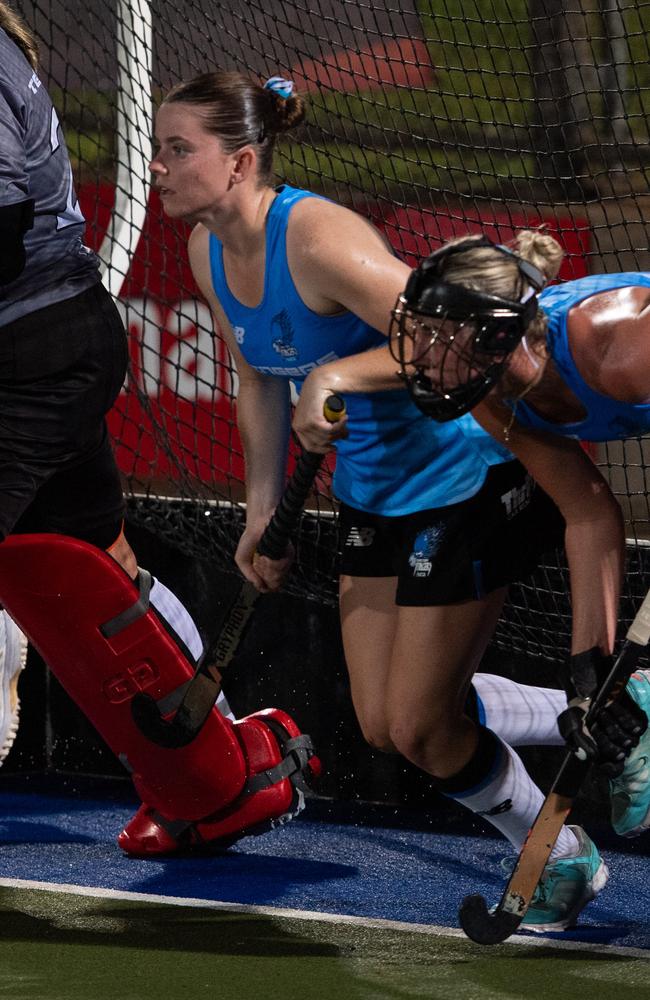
(323, 393), (346, 423)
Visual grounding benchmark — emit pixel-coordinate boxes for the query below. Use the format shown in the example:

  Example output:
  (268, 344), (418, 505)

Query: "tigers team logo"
(408, 524), (444, 577)
(271, 309), (298, 359)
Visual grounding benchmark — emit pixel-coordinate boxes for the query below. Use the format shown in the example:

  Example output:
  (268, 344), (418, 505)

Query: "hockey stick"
(459, 585), (650, 945)
(131, 393), (345, 749)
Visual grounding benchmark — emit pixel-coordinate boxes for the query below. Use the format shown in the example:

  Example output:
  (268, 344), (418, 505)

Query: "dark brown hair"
(163, 70), (305, 185)
(0, 1), (38, 69)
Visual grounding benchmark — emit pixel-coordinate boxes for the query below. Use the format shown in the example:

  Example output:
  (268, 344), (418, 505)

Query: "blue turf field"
(1, 779), (650, 950)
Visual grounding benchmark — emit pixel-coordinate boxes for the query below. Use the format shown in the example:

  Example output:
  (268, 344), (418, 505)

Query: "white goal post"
(98, 0), (153, 297)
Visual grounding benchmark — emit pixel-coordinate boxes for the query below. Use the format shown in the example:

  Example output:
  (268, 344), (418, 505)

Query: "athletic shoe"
(502, 826), (609, 932)
(610, 669), (650, 837)
(0, 610), (28, 765)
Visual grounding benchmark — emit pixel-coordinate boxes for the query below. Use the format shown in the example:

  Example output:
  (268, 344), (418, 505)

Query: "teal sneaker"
(501, 826), (609, 932)
(610, 669), (650, 837)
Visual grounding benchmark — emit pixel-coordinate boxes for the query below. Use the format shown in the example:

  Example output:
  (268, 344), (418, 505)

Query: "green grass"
(48, 3), (650, 199)
(276, 140), (539, 200)
(1, 887), (650, 1000)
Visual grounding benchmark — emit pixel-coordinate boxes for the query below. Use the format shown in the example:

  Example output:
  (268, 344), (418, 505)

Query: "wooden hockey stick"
(131, 394), (345, 749)
(459, 585), (650, 945)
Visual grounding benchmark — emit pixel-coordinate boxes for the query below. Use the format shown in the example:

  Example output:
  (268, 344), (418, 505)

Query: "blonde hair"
(437, 229), (565, 350)
(0, 1), (38, 69)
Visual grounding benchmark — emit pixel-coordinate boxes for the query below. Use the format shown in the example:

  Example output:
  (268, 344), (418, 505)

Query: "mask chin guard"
(404, 364), (509, 422)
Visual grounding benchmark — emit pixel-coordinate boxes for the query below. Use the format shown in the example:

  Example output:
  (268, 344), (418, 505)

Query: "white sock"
(149, 576), (235, 721)
(449, 735), (578, 859)
(472, 673), (566, 747)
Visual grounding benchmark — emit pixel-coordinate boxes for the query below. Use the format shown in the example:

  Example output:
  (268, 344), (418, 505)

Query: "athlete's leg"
(338, 488), (572, 852)
(382, 595), (578, 858)
(339, 574), (399, 752)
(386, 592), (505, 776)
(0, 534), (317, 858)
(340, 575), (568, 746)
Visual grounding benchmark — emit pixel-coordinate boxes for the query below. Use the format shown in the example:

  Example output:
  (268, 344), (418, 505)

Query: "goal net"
(21, 0), (650, 659)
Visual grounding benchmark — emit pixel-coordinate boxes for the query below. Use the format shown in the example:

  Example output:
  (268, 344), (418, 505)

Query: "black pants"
(0, 282), (128, 547)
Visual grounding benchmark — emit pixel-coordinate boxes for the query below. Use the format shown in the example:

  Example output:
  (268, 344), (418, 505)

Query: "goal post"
(98, 0), (153, 298)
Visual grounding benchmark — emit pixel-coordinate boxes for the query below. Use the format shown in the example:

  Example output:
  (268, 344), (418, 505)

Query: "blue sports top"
(0, 29), (100, 326)
(208, 184), (511, 516)
(511, 272), (650, 442)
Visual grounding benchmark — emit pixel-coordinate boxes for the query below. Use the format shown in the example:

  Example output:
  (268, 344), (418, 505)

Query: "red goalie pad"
(0, 533), (246, 820)
(118, 707), (322, 856)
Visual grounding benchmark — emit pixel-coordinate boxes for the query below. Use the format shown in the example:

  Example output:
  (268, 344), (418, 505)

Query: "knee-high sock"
(471, 673), (565, 747)
(439, 726), (578, 859)
(149, 577), (234, 721)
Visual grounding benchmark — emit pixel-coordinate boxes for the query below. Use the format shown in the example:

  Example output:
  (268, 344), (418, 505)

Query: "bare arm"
(287, 199), (412, 450)
(189, 225), (292, 589)
(475, 399), (625, 656)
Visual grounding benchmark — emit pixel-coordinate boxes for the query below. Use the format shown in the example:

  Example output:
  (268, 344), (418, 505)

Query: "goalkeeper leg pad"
(118, 707), (321, 856)
(0, 533), (247, 820)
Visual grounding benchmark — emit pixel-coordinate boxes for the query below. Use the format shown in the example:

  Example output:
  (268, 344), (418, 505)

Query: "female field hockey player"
(390, 230), (650, 838)
(148, 69), (625, 930)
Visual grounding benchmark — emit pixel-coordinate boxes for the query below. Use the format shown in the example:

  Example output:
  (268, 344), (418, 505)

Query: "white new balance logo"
(345, 527), (376, 548)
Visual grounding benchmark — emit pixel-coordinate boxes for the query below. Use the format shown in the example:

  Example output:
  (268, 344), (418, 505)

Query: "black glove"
(557, 647), (647, 777)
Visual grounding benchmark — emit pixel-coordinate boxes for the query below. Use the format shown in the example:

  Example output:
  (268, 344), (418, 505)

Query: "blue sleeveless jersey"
(208, 184), (511, 515)
(513, 273), (650, 441)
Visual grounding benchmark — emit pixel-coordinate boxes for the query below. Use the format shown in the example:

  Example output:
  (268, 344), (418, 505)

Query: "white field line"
(0, 876), (648, 959)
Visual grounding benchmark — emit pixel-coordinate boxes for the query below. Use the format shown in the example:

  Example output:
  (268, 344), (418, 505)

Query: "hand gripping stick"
(131, 394), (345, 748)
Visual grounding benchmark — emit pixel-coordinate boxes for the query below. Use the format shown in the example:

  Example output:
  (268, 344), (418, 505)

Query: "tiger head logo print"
(271, 309), (298, 359)
(408, 524), (445, 577)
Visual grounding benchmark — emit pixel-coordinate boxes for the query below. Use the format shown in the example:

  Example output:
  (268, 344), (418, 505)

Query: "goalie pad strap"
(100, 568), (152, 638)
(154, 679), (192, 715)
(244, 734), (315, 795)
(150, 811), (194, 840)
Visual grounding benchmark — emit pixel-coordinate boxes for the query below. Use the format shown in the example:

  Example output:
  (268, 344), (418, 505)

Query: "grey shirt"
(0, 28), (100, 326)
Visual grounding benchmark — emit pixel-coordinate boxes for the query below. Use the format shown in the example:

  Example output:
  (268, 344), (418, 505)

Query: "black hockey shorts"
(0, 282), (128, 548)
(338, 459), (565, 606)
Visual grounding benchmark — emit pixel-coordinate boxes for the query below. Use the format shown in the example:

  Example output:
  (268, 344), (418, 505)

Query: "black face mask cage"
(389, 236), (545, 422)
(389, 305), (516, 421)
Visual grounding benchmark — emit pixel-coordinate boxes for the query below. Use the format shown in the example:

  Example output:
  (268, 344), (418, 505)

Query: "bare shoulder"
(186, 224), (222, 313)
(187, 223), (209, 267)
(569, 284), (650, 402)
(288, 195), (392, 260)
(187, 224), (213, 293)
